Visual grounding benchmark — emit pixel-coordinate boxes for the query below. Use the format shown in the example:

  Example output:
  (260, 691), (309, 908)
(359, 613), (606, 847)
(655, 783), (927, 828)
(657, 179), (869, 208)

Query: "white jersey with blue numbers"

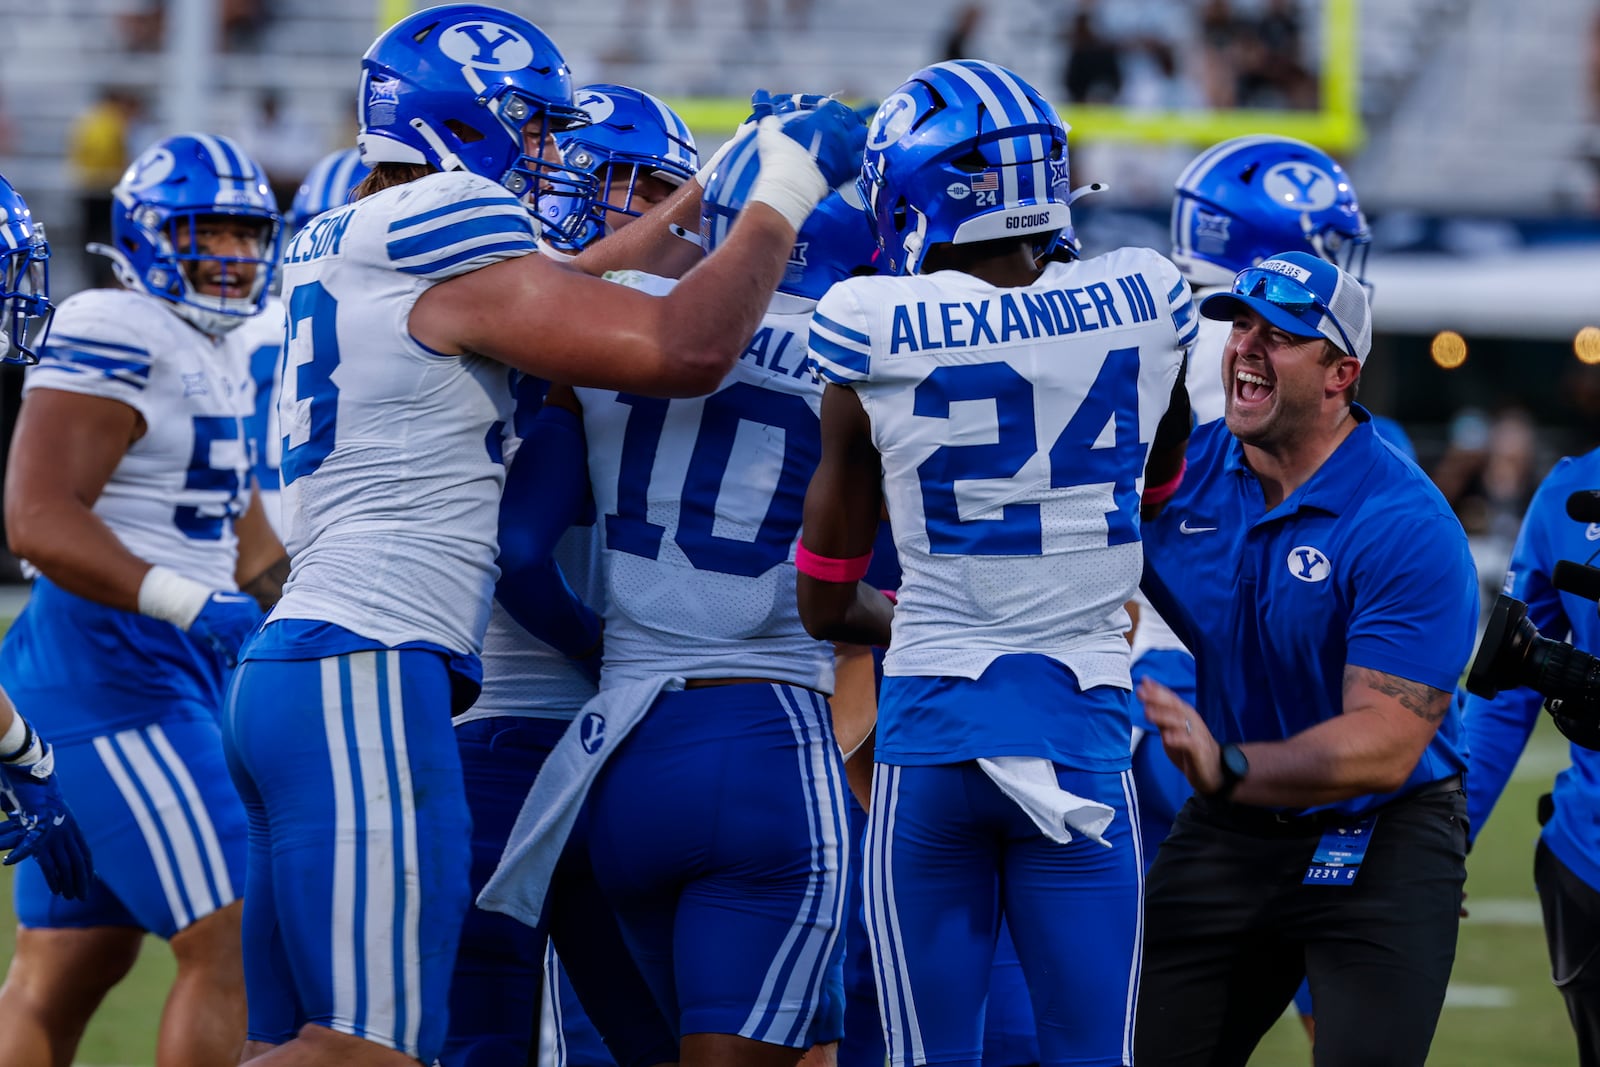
(577, 272), (834, 692)
(811, 248), (1194, 686)
(270, 171), (535, 656)
(234, 295), (287, 536)
(25, 289), (256, 590)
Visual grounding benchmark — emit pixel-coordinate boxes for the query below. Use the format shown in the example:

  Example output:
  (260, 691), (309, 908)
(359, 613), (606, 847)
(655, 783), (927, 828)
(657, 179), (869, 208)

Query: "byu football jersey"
(235, 296), (287, 535)
(25, 288), (256, 590)
(810, 249), (1194, 687)
(270, 171), (535, 655)
(577, 273), (833, 691)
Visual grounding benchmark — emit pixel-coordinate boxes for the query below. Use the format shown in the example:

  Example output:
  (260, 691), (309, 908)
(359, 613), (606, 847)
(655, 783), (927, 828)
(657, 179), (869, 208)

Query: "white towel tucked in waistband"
(478, 674), (682, 927)
(977, 755), (1116, 848)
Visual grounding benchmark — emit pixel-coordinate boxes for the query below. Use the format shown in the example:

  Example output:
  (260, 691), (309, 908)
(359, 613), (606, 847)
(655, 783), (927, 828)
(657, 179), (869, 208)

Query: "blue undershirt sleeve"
(495, 404), (602, 674)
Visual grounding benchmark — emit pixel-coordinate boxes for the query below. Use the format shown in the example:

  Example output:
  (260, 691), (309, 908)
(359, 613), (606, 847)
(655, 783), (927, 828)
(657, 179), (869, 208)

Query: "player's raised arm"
(412, 106), (866, 398)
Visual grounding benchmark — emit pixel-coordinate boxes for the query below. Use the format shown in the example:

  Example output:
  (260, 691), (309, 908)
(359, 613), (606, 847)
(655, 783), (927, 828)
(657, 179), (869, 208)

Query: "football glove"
(0, 744), (92, 900)
(750, 90), (867, 190)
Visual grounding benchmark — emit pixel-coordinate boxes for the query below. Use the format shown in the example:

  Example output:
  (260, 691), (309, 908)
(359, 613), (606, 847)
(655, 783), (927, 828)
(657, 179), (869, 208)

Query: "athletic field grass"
(0, 714), (1579, 1065)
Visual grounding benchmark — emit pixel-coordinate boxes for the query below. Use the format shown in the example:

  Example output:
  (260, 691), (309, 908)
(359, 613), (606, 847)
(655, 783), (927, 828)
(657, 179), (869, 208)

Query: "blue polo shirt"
(1141, 406), (1479, 817)
(1464, 447), (1600, 891)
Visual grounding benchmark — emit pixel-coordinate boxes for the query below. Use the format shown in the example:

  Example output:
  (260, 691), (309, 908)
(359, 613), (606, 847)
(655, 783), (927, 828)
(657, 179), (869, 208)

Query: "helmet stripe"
(939, 61), (1038, 207)
(193, 133), (243, 198)
(975, 60), (1054, 207)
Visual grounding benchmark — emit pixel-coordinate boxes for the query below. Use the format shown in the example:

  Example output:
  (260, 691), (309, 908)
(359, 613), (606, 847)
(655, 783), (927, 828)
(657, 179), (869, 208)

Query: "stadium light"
(1431, 330), (1468, 370)
(1576, 326), (1600, 365)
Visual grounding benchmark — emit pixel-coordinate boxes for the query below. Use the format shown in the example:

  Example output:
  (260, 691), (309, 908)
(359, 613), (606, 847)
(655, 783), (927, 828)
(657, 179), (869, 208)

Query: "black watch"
(1214, 743), (1249, 802)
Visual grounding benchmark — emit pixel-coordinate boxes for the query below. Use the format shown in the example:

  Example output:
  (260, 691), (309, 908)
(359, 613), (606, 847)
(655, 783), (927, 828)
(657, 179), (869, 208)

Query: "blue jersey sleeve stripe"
(395, 239), (537, 277)
(387, 195), (527, 234)
(38, 350), (153, 386)
(1167, 279), (1187, 304)
(1172, 298), (1195, 330)
(808, 334), (870, 378)
(812, 312), (870, 347)
(386, 213), (536, 262)
(1177, 323), (1199, 348)
(48, 334), (151, 359)
(813, 361), (860, 386)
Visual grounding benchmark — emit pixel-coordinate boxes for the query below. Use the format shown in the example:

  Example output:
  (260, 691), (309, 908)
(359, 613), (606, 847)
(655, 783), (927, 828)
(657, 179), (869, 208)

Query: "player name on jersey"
(282, 208), (356, 266)
(738, 325), (809, 380)
(886, 273), (1164, 355)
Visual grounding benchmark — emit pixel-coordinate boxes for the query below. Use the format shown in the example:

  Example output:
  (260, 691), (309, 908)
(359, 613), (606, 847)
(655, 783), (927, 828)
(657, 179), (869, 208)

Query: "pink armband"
(795, 543), (873, 583)
(1141, 459), (1187, 507)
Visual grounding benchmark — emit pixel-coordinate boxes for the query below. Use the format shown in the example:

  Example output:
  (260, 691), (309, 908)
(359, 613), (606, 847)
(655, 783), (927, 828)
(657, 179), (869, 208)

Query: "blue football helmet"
(286, 147), (371, 233)
(540, 83), (699, 251)
(357, 4), (594, 217)
(701, 117), (877, 301)
(859, 60), (1072, 276)
(0, 174), (53, 364)
(1171, 135), (1371, 288)
(95, 134), (281, 336)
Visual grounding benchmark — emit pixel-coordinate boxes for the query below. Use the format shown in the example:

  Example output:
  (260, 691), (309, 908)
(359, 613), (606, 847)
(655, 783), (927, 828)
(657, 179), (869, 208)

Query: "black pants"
(1535, 838), (1600, 1067)
(1136, 783), (1467, 1066)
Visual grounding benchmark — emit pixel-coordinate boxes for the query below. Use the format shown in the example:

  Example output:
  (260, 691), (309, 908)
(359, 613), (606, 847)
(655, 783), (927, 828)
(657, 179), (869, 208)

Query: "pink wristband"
(795, 543), (873, 583)
(1141, 458), (1187, 507)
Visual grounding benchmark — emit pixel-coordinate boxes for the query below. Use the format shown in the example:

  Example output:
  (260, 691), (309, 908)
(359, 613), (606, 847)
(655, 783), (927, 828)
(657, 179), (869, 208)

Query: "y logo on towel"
(580, 712), (606, 754)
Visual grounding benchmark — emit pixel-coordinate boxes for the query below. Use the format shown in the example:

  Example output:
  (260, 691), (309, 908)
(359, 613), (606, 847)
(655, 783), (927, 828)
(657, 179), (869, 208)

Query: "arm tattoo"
(240, 555), (291, 612)
(1343, 665), (1450, 725)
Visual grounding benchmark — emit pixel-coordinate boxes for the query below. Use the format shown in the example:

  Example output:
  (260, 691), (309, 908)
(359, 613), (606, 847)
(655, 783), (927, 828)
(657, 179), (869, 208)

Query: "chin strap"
(409, 118), (464, 175)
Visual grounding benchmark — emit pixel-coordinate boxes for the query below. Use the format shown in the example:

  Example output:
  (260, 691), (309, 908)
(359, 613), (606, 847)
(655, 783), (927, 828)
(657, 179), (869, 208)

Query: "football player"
(482, 107), (877, 1067)
(236, 146), (371, 539)
(797, 60), (1193, 1067)
(218, 4), (866, 1064)
(539, 81), (699, 252)
(442, 82), (698, 1067)
(0, 133), (286, 1066)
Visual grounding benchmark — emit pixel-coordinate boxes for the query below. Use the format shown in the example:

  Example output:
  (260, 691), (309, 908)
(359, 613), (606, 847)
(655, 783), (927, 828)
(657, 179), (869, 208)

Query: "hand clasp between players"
(1139, 676), (1225, 797)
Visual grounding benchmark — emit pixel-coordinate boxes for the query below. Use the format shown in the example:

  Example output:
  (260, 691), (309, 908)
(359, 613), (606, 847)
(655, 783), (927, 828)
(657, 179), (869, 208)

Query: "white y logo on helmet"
(123, 148), (176, 193)
(577, 90), (615, 124)
(440, 22), (534, 71)
(867, 93), (917, 152)
(1262, 162), (1337, 211)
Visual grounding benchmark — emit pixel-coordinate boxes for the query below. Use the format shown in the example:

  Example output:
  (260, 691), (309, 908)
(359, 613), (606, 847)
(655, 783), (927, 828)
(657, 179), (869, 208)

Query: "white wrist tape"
(0, 711), (34, 763)
(747, 117), (828, 233)
(137, 565), (212, 631)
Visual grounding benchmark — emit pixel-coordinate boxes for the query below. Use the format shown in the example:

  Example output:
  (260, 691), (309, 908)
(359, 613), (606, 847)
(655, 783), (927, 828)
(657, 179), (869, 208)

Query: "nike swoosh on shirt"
(1179, 520), (1218, 535)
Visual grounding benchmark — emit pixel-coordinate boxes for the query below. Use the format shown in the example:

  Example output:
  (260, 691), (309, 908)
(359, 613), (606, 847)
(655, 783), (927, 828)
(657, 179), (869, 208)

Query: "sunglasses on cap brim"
(1232, 267), (1357, 360)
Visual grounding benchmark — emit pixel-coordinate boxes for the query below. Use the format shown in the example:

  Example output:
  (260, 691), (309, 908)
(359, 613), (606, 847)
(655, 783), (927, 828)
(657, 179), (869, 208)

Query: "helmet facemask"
(0, 230), (53, 364)
(127, 208), (280, 336)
